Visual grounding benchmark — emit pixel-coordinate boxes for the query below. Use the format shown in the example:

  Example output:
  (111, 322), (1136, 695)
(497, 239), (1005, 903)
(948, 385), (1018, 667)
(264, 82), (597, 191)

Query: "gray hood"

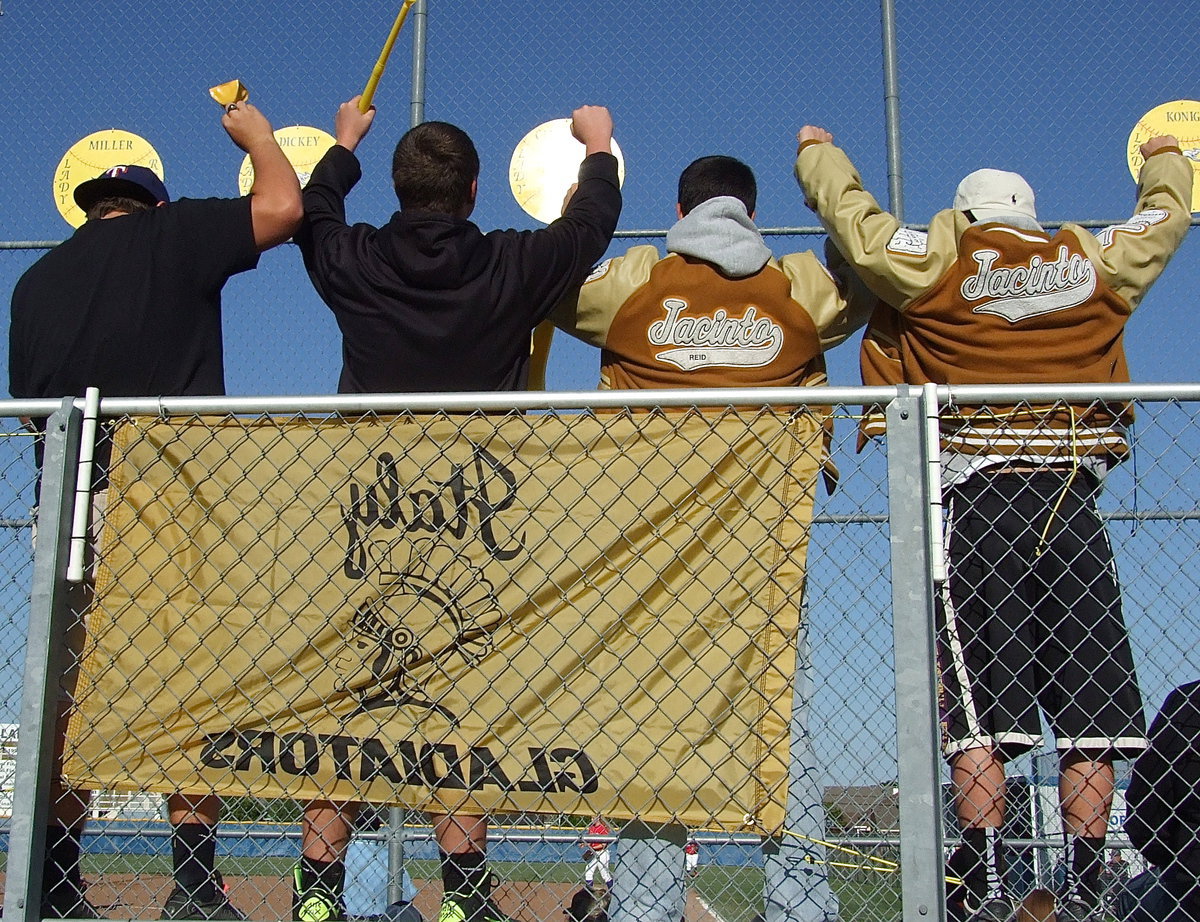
(665, 196), (772, 278)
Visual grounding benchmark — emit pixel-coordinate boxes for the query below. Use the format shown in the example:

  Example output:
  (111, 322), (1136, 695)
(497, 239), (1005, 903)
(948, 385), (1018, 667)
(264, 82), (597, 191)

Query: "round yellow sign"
(1127, 100), (1200, 212)
(509, 118), (626, 225)
(238, 125), (336, 195)
(53, 130), (164, 228)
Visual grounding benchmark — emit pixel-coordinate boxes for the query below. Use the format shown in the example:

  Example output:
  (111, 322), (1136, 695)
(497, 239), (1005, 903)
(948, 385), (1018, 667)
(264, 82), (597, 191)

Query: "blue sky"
(1, 0), (1198, 786)
(1, 0), (1197, 392)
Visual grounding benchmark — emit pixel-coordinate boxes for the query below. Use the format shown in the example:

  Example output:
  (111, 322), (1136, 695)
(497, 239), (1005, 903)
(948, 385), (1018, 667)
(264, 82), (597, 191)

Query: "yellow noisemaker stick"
(360, 0), (418, 113)
(527, 321), (555, 391)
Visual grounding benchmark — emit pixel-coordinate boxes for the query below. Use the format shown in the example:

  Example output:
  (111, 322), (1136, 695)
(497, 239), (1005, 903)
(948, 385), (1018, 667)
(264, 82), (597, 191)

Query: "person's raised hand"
(571, 105), (614, 156)
(797, 125), (834, 148)
(1140, 134), (1180, 160)
(335, 96), (377, 153)
(221, 101), (275, 152)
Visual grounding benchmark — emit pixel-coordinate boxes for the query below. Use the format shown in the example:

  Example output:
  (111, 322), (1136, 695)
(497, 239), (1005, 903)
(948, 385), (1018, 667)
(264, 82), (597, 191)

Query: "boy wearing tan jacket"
(796, 126), (1192, 922)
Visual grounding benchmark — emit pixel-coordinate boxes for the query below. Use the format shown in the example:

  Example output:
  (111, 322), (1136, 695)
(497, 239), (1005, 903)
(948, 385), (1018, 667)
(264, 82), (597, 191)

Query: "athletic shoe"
(436, 894), (512, 922)
(293, 867), (346, 922)
(160, 882), (244, 921)
(1056, 895), (1102, 922)
(41, 896), (101, 919)
(963, 895), (1014, 922)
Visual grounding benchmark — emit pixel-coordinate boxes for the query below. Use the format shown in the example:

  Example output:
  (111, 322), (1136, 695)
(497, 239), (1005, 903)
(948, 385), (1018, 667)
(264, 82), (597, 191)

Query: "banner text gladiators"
(199, 729), (600, 793)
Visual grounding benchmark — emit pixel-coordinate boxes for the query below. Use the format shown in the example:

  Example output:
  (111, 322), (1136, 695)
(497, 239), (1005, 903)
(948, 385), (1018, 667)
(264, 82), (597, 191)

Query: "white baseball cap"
(953, 168), (1037, 223)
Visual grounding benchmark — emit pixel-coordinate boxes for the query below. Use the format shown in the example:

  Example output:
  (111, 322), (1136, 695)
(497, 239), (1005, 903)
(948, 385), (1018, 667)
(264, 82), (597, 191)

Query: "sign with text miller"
(64, 409), (822, 832)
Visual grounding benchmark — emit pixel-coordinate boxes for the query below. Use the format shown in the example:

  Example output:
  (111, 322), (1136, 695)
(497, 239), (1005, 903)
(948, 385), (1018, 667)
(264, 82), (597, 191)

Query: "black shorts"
(937, 469), (1147, 761)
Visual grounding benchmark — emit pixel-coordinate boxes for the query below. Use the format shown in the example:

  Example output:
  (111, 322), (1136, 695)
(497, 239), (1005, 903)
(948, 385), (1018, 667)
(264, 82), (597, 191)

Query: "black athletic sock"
(440, 849), (488, 899)
(1065, 835), (1105, 898)
(172, 822), (218, 894)
(957, 827), (1005, 899)
(43, 825), (86, 911)
(300, 855), (346, 898)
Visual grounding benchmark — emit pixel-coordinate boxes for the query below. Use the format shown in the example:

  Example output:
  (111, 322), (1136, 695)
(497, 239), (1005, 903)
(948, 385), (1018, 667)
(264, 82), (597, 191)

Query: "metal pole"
(922, 383), (946, 585)
(409, 0), (427, 128)
(386, 806), (407, 905)
(762, 588), (838, 916)
(4, 398), (84, 922)
(880, 0), (905, 220)
(885, 389), (945, 921)
(66, 387), (99, 584)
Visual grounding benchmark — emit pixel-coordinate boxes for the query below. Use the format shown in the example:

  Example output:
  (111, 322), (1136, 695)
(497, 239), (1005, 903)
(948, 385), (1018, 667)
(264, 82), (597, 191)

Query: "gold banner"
(64, 410), (822, 832)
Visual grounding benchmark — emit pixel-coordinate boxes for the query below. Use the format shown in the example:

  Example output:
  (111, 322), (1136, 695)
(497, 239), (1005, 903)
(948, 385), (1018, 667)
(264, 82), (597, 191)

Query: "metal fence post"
(4, 397), (83, 922)
(409, 0), (427, 128)
(386, 806), (407, 905)
(885, 388), (946, 920)
(879, 0), (905, 220)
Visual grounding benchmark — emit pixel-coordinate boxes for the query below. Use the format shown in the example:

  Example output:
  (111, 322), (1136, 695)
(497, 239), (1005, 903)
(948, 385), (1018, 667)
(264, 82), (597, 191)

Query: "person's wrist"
(242, 134), (279, 155)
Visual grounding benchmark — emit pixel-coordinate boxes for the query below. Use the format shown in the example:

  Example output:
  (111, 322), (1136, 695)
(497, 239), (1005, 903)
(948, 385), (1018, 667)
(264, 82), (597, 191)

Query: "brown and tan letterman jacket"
(551, 206), (873, 488)
(553, 245), (865, 390)
(796, 141), (1193, 461)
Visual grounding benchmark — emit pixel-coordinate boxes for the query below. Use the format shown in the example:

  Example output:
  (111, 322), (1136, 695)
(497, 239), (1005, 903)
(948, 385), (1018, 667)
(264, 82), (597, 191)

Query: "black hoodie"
(296, 144), (621, 394)
(1126, 680), (1200, 882)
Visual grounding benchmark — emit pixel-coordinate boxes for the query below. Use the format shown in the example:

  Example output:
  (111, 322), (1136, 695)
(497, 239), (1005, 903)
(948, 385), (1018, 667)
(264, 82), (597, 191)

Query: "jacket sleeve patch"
(584, 259), (613, 284)
(1093, 209), (1169, 250)
(886, 227), (929, 256)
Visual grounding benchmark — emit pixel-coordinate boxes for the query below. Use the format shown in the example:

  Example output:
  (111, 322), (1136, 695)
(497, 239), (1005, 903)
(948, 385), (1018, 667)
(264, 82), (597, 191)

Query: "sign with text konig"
(64, 410), (822, 831)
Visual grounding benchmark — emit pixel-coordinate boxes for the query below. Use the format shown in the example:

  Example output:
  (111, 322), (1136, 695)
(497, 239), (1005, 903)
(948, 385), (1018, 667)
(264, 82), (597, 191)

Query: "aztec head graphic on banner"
(339, 539), (502, 720)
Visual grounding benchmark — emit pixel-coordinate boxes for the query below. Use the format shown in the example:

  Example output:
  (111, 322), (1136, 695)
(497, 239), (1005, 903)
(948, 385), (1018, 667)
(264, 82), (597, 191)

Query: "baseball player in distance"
(582, 819), (613, 892)
(552, 153), (872, 922)
(1123, 680), (1200, 922)
(795, 125), (1192, 922)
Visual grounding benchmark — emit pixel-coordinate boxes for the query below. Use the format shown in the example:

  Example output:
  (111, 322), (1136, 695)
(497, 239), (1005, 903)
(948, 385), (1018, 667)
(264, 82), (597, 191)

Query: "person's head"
(677, 155), (757, 218)
(565, 887), (609, 922)
(953, 168), (1037, 224)
(391, 121), (480, 217)
(73, 165), (170, 221)
(1015, 888), (1056, 922)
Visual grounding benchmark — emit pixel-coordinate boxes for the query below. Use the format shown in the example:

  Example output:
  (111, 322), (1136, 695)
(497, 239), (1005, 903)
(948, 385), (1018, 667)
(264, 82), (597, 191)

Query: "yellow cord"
(937, 399), (1090, 559)
(779, 828), (898, 869)
(1034, 404), (1082, 558)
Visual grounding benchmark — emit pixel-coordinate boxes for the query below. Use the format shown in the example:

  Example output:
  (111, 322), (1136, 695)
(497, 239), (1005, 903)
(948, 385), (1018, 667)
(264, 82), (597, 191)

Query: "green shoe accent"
(292, 866), (345, 922)
(437, 897), (469, 922)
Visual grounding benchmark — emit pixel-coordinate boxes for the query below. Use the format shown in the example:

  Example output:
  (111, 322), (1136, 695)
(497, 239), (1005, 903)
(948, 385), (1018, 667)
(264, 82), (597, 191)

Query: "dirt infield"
(0, 875), (723, 922)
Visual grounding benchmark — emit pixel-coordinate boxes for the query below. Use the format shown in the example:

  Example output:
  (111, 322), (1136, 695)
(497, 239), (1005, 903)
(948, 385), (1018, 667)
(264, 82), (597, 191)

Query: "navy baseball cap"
(73, 165), (170, 212)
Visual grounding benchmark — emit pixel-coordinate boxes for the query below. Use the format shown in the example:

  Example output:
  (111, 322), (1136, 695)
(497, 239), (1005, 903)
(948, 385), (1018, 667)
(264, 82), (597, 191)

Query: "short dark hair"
(85, 195), (154, 222)
(391, 121), (480, 213)
(677, 155), (756, 216)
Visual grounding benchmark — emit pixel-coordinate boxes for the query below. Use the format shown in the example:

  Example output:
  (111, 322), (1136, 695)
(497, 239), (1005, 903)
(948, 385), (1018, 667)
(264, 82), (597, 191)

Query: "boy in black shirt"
(9, 99), (302, 920)
(294, 95), (621, 922)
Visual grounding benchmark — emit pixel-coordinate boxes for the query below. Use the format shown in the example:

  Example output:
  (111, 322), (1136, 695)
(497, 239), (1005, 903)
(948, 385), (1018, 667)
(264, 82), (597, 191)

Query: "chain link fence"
(4, 2), (1200, 921)
(0, 387), (1196, 922)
